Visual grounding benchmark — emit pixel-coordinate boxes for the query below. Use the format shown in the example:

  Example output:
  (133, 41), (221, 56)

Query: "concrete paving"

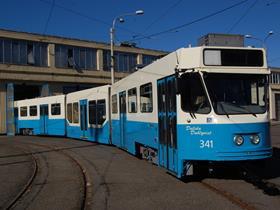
(0, 128), (279, 210)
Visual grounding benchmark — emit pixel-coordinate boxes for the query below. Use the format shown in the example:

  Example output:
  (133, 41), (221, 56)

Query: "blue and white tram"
(111, 46), (272, 178)
(13, 45), (272, 179)
(65, 85), (110, 144)
(14, 95), (66, 136)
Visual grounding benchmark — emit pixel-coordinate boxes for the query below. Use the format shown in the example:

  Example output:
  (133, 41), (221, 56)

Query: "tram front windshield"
(204, 73), (267, 115)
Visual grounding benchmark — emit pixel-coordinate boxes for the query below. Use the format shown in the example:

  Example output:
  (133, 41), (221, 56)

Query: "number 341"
(200, 140), (214, 148)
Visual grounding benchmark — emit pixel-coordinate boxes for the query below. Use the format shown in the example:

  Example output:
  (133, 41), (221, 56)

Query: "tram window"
(140, 83), (153, 113)
(51, 103), (61, 115)
(204, 74), (267, 115)
(128, 88), (137, 113)
(67, 103), (72, 123)
(180, 73), (211, 114)
(112, 94), (118, 114)
(97, 99), (106, 125)
(20, 106), (28, 117)
(73, 102), (79, 123)
(88, 100), (96, 124)
(204, 49), (263, 67)
(29, 106), (37, 116)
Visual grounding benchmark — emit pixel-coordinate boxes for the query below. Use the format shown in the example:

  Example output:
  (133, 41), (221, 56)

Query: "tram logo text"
(186, 126), (212, 136)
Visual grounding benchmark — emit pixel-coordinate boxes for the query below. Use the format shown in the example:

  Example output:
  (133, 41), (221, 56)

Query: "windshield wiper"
(218, 102), (230, 118)
(242, 106), (257, 118)
(224, 102), (257, 117)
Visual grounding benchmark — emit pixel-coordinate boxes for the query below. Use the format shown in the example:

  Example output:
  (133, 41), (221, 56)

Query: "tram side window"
(128, 88), (137, 113)
(112, 94), (118, 114)
(88, 100), (96, 125)
(250, 80), (265, 106)
(73, 102), (79, 124)
(179, 73), (211, 114)
(20, 106), (28, 117)
(140, 83), (153, 113)
(51, 103), (61, 115)
(97, 99), (106, 125)
(29, 106), (37, 116)
(67, 103), (73, 123)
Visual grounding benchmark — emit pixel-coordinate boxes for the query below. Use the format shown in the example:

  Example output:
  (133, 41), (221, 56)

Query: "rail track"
(4, 142), (92, 210)
(200, 181), (257, 210)
(196, 161), (280, 210)
(4, 145), (38, 210)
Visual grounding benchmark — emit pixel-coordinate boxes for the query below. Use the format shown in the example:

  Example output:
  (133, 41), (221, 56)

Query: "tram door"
(119, 91), (127, 149)
(80, 99), (88, 138)
(14, 108), (18, 134)
(40, 104), (48, 135)
(157, 76), (178, 173)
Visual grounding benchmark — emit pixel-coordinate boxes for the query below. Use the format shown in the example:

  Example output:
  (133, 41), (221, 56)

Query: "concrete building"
(198, 33), (244, 47)
(269, 67), (280, 122)
(0, 29), (167, 134)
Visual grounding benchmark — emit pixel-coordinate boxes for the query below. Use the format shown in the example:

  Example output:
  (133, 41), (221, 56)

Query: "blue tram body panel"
(177, 122), (271, 161)
(17, 119), (66, 136)
(66, 123), (110, 144)
(112, 120), (158, 155)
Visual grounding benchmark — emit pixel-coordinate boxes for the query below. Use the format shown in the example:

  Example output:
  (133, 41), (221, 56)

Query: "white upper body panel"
(66, 85), (110, 103)
(15, 95), (65, 120)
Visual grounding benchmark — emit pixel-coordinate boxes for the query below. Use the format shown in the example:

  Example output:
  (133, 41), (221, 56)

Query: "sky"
(0, 0), (280, 66)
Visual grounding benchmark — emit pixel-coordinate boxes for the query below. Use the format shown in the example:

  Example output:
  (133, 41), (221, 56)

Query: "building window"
(0, 39), (3, 63)
(4, 39), (11, 64)
(35, 42), (48, 66)
(20, 41), (27, 64)
(29, 106), (37, 116)
(86, 48), (96, 70)
(140, 83), (153, 113)
(51, 103), (61, 115)
(27, 43), (35, 64)
(67, 48), (74, 67)
(73, 102), (79, 123)
(12, 41), (20, 64)
(112, 94), (118, 114)
(55, 44), (97, 70)
(103, 50), (137, 72)
(142, 55), (158, 65)
(80, 48), (86, 69)
(55, 45), (67, 67)
(103, 50), (110, 71)
(0, 38), (47, 66)
(128, 88), (137, 113)
(271, 72), (280, 84)
(20, 106), (28, 117)
(67, 103), (72, 123)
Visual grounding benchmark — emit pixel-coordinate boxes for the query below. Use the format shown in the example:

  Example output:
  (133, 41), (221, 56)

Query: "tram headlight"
(234, 135), (244, 146)
(250, 135), (260, 145)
